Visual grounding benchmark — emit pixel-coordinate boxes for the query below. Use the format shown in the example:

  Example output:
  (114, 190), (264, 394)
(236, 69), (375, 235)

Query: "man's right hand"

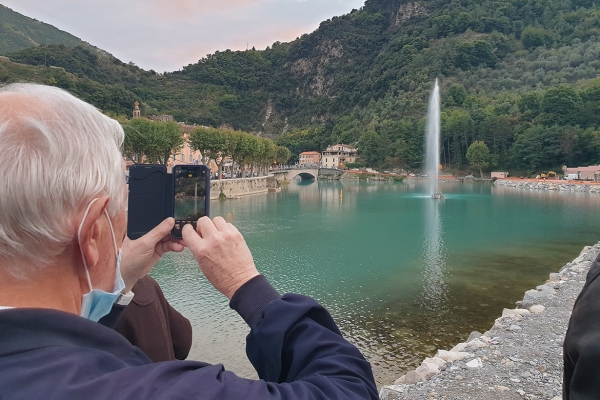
(182, 216), (259, 300)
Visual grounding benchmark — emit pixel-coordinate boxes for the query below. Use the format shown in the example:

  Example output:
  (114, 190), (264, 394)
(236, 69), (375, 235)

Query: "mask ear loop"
(77, 198), (99, 292)
(103, 209), (119, 256)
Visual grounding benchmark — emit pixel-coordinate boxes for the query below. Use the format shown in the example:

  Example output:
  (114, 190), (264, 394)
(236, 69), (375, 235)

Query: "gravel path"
(380, 242), (600, 400)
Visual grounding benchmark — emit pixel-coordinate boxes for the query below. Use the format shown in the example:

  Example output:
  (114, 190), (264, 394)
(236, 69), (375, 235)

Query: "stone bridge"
(272, 168), (320, 181)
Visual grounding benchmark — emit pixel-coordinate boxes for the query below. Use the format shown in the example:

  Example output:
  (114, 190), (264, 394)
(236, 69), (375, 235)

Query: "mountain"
(3, 0), (600, 174)
(0, 5), (94, 54)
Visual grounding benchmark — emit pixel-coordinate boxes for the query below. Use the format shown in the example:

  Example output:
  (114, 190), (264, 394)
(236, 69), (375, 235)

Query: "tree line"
(121, 118), (291, 179)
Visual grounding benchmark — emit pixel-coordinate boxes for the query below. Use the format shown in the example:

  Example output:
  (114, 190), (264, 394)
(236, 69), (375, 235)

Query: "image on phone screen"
(172, 165), (209, 238)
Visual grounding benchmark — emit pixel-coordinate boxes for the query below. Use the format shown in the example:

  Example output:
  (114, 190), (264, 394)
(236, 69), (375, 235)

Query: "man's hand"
(120, 217), (185, 292)
(182, 216), (259, 300)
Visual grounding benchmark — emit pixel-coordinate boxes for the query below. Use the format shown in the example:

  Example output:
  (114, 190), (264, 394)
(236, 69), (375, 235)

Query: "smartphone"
(127, 164), (171, 240)
(172, 164), (210, 238)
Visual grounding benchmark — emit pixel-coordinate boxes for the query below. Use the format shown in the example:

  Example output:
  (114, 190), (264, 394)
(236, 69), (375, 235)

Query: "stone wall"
(209, 175), (277, 200)
(495, 179), (600, 193)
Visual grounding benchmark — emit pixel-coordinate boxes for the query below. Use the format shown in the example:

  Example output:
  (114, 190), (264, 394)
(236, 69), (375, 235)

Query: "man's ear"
(77, 196), (110, 273)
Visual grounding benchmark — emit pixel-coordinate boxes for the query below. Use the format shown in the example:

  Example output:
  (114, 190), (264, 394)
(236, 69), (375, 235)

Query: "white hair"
(0, 83), (125, 280)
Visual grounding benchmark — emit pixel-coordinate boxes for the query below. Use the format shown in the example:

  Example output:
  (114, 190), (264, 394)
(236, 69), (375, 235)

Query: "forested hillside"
(0, 5), (93, 54)
(3, 0), (600, 174)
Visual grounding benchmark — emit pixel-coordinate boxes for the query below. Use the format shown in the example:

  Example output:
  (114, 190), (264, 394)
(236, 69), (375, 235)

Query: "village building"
(563, 165), (600, 181)
(298, 151), (321, 167)
(491, 172), (509, 179)
(320, 144), (357, 169)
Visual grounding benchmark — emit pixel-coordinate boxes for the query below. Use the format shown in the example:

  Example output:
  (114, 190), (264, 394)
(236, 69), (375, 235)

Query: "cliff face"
(290, 39), (344, 97)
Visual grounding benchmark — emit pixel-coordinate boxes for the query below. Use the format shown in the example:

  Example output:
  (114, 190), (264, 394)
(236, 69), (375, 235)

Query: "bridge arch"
(273, 168), (319, 181)
(290, 171), (317, 181)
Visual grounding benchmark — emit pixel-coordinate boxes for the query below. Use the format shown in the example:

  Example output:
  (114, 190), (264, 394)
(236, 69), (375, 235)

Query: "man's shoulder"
(0, 308), (147, 360)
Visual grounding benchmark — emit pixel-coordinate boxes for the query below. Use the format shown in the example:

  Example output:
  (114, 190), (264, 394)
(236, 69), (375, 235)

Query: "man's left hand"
(120, 218), (185, 292)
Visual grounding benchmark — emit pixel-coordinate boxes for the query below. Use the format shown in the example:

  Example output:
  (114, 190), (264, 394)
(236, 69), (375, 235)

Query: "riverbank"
(380, 242), (600, 399)
(495, 178), (600, 193)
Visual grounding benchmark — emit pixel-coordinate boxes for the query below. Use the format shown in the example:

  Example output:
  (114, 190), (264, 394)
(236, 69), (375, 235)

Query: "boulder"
(436, 350), (470, 362)
(502, 308), (531, 317)
(415, 362), (440, 380)
(422, 356), (447, 369)
(529, 304), (546, 314)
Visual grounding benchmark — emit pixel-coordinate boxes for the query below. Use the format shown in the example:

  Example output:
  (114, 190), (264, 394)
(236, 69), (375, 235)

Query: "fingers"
(182, 223), (203, 253)
(159, 240), (185, 254)
(197, 216), (217, 237)
(212, 216), (228, 231)
(141, 217), (175, 245)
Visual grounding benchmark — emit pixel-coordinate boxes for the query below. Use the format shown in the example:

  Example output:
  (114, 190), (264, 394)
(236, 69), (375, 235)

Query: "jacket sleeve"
(564, 253), (600, 400)
(229, 275), (379, 399)
(165, 291), (193, 360)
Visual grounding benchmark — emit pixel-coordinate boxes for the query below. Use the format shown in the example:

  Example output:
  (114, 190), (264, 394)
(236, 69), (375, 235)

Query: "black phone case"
(127, 164), (172, 240)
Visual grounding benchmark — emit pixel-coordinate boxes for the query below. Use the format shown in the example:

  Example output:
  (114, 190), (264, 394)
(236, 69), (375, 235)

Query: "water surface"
(151, 180), (600, 385)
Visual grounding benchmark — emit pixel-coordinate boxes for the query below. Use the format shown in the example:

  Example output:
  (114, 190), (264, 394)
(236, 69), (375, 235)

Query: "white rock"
(416, 362), (440, 380)
(402, 370), (425, 384)
(465, 358), (483, 369)
(529, 304), (546, 314)
(436, 350), (470, 362)
(450, 342), (467, 352)
(509, 325), (522, 331)
(422, 357), (447, 369)
(463, 338), (488, 351)
(502, 308), (531, 317)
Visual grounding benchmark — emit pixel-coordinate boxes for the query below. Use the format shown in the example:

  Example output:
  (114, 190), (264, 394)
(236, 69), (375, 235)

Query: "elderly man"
(0, 84), (378, 400)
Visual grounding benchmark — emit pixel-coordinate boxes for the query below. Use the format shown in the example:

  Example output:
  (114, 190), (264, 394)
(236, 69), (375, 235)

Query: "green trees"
(466, 141), (491, 178)
(122, 119), (184, 166)
(188, 127), (227, 179)
(188, 126), (291, 177)
(540, 86), (582, 126)
(521, 27), (553, 49)
(358, 131), (384, 167)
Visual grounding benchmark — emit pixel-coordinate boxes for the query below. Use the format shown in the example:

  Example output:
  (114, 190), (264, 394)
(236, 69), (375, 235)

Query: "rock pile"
(495, 179), (600, 193)
(380, 243), (600, 400)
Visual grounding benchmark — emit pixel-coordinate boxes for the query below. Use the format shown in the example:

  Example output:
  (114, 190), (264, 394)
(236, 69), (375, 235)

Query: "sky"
(2, 0), (366, 72)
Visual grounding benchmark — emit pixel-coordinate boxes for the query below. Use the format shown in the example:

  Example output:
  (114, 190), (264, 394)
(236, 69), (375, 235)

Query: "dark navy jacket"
(0, 276), (378, 400)
(564, 252), (600, 400)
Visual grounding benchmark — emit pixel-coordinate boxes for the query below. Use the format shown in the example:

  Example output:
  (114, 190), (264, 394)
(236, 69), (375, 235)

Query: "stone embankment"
(380, 243), (600, 400)
(495, 179), (600, 193)
(209, 175), (278, 200)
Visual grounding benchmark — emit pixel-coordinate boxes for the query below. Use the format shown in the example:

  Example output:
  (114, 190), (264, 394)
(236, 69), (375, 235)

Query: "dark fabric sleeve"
(228, 276), (379, 399)
(564, 252), (600, 400)
(165, 289), (193, 360)
(113, 276), (193, 363)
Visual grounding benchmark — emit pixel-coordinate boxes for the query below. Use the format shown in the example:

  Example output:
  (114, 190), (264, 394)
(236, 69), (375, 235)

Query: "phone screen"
(172, 165), (210, 238)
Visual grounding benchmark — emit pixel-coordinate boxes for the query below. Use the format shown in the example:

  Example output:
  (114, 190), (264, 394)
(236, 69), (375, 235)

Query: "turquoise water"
(150, 180), (600, 385)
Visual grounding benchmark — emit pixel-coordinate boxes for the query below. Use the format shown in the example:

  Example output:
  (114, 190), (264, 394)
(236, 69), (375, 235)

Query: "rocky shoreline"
(380, 242), (600, 400)
(495, 179), (600, 193)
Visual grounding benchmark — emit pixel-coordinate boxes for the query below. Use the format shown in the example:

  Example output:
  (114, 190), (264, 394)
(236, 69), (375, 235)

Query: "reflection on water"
(419, 200), (448, 313)
(150, 180), (600, 387)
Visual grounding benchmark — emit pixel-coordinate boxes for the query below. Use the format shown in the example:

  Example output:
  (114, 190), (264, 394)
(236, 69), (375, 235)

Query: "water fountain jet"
(425, 79), (444, 199)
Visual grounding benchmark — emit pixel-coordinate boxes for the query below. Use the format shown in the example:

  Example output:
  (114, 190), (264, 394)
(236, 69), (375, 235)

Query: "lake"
(149, 179), (600, 386)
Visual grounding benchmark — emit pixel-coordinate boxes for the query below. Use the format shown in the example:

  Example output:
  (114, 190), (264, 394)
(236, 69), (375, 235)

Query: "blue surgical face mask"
(77, 198), (125, 322)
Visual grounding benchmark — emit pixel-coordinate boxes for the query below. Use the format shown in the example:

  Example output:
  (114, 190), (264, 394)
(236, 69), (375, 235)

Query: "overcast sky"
(2, 0), (365, 72)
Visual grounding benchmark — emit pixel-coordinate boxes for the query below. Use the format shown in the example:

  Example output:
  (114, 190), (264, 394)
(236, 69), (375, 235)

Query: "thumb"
(182, 223), (203, 256)
(140, 217), (175, 245)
